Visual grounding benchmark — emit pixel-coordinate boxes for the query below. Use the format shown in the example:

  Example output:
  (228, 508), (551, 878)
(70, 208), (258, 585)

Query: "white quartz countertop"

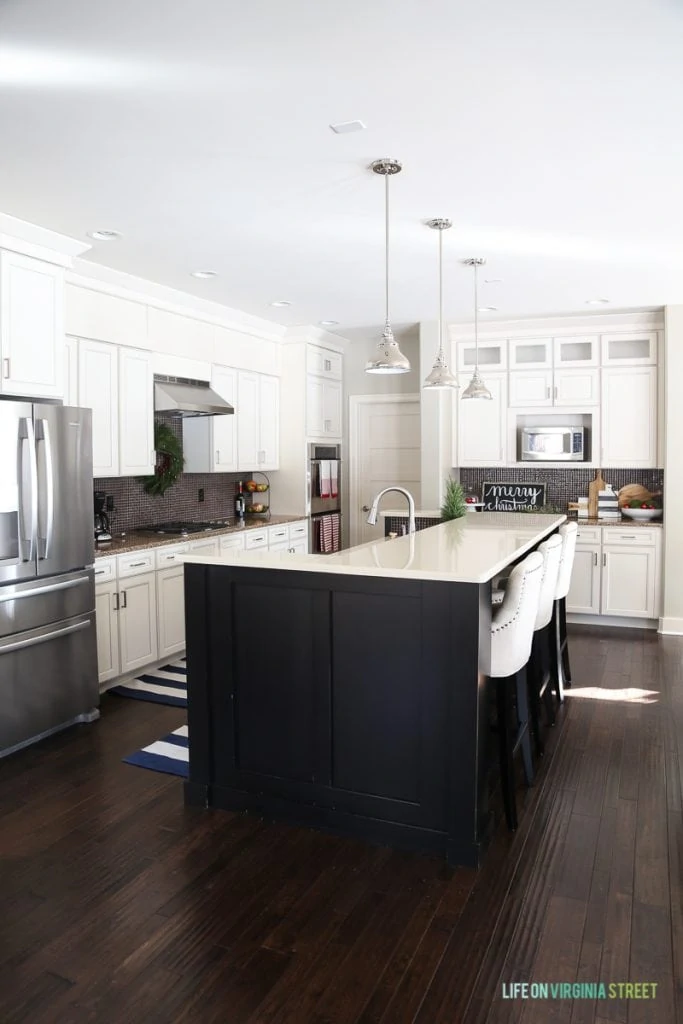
(183, 511), (566, 584)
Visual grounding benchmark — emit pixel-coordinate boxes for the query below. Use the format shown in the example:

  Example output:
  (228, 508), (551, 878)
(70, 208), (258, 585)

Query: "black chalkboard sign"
(481, 481), (547, 512)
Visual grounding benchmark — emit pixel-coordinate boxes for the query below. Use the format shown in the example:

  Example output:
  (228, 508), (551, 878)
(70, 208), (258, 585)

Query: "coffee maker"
(94, 491), (112, 543)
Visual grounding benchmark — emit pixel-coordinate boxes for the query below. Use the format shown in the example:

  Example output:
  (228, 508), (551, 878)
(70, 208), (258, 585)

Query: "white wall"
(662, 305), (683, 633)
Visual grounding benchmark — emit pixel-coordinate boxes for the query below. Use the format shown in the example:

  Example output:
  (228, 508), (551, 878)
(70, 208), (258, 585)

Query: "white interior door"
(351, 396), (421, 546)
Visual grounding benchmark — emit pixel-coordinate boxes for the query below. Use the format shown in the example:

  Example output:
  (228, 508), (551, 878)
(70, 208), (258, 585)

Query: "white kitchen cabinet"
(554, 336), (599, 368)
(95, 580), (120, 685)
(307, 346), (342, 379)
(79, 339), (119, 476)
(509, 370), (553, 407)
(457, 373), (508, 467)
(157, 565), (186, 659)
(64, 335), (78, 407)
(220, 532), (246, 552)
(456, 339), (507, 372)
(509, 338), (553, 370)
(553, 369), (599, 407)
(77, 338), (154, 477)
(601, 332), (657, 366)
(258, 373), (280, 469)
(182, 365), (238, 473)
(566, 545), (602, 615)
(118, 571), (158, 674)
(188, 537), (220, 557)
(307, 376), (341, 438)
(0, 250), (64, 399)
(237, 371), (280, 471)
(601, 366), (657, 467)
(65, 284), (149, 350)
(118, 347), (155, 476)
(601, 545), (658, 619)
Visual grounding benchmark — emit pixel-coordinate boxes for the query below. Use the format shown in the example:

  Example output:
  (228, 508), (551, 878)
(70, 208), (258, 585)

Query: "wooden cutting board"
(588, 469), (605, 518)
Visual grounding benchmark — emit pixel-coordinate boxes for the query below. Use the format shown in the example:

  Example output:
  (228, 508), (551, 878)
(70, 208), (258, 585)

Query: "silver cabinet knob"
(361, 505), (371, 512)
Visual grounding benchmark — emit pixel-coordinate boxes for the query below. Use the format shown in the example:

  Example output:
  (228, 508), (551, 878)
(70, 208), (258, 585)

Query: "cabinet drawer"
(268, 524), (289, 544)
(94, 557), (116, 583)
(117, 550), (155, 578)
(602, 527), (659, 547)
(220, 532), (246, 551)
(306, 346), (342, 379)
(245, 530), (268, 549)
(155, 543), (190, 569)
(188, 538), (219, 557)
(574, 527), (601, 543)
(288, 521), (308, 541)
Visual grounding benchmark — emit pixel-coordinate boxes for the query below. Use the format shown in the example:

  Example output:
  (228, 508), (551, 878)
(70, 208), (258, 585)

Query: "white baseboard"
(658, 616), (683, 635)
(567, 613), (658, 630)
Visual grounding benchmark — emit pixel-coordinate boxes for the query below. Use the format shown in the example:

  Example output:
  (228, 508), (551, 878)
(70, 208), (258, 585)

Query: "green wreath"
(140, 422), (184, 496)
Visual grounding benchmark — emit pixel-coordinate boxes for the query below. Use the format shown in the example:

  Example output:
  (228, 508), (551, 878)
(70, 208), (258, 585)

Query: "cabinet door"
(456, 339), (507, 372)
(509, 370), (553, 407)
(509, 338), (552, 370)
(95, 582), (120, 684)
(290, 538), (308, 554)
(212, 366), (238, 471)
(554, 336), (598, 368)
(601, 367), (657, 467)
(553, 368), (599, 407)
(119, 573), (158, 673)
(306, 346), (342, 379)
(157, 565), (186, 658)
(118, 347), (154, 476)
(457, 373), (508, 466)
(258, 374), (279, 470)
(64, 335), (79, 406)
(601, 332), (657, 365)
(601, 547), (657, 618)
(78, 339), (119, 477)
(0, 251), (64, 398)
(565, 545), (601, 615)
(323, 379), (342, 437)
(306, 376), (325, 436)
(237, 371), (259, 469)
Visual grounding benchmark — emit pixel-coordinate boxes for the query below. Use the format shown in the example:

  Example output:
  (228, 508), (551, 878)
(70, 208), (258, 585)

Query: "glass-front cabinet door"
(553, 335), (599, 367)
(601, 332), (657, 365)
(456, 339), (507, 372)
(508, 338), (553, 370)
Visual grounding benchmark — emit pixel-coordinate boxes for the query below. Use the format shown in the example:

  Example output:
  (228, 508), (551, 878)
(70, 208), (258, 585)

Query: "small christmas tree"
(441, 477), (467, 521)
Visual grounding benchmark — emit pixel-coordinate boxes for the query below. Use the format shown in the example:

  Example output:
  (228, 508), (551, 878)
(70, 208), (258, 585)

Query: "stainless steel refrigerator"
(0, 399), (98, 758)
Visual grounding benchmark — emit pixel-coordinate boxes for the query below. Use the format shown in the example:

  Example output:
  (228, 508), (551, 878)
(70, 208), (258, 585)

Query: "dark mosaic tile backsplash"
(459, 468), (664, 510)
(95, 415), (247, 534)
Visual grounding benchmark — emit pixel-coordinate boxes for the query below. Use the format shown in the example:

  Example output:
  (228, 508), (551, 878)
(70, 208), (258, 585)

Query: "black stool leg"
(515, 668), (534, 787)
(496, 676), (517, 831)
(560, 596), (572, 687)
(552, 600), (565, 703)
(540, 624), (556, 727)
(527, 639), (545, 759)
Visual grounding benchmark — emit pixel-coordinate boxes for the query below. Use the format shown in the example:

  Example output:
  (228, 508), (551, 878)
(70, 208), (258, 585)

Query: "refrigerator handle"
(0, 618), (90, 656)
(35, 418), (55, 559)
(18, 417), (38, 563)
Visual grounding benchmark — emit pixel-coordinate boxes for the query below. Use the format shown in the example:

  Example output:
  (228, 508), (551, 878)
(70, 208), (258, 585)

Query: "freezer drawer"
(0, 570), (95, 640)
(0, 611), (98, 757)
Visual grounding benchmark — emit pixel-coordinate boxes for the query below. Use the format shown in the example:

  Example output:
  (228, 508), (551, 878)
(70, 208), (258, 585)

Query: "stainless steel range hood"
(153, 375), (234, 418)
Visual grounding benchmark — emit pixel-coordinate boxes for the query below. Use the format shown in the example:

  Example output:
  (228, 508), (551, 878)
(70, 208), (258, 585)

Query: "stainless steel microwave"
(521, 426), (585, 461)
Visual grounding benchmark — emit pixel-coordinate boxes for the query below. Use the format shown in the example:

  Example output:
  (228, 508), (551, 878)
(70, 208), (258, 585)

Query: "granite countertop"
(94, 514), (306, 558)
(183, 512), (566, 584)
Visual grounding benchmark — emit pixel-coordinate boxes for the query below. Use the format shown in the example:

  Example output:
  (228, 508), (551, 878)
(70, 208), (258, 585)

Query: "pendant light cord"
(384, 172), (390, 333)
(473, 259), (479, 369)
(438, 227), (444, 358)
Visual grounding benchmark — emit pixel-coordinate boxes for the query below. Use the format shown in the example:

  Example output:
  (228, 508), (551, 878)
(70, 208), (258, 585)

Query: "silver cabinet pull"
(593, 551), (598, 566)
(216, 450), (220, 463)
(324, 358), (331, 372)
(546, 386), (551, 398)
(129, 561), (147, 568)
(603, 553), (607, 567)
(113, 592), (120, 611)
(95, 568), (106, 576)
(554, 385), (558, 399)
(2, 357), (9, 378)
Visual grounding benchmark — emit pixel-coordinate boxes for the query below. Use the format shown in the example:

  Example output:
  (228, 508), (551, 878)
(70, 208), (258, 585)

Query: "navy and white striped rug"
(123, 725), (188, 777)
(110, 659), (187, 708)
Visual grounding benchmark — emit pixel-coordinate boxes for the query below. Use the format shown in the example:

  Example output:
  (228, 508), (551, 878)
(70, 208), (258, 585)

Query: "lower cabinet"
(95, 580), (120, 684)
(118, 572), (158, 673)
(566, 527), (661, 620)
(157, 565), (186, 659)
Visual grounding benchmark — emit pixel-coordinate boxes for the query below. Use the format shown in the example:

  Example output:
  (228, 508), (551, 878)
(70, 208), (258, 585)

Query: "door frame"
(348, 393), (420, 547)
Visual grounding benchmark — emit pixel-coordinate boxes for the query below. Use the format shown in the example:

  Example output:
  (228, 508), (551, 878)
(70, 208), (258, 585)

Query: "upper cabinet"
(147, 307), (214, 362)
(65, 284), (148, 349)
(237, 371), (280, 471)
(306, 345), (343, 440)
(601, 366), (657, 467)
(457, 373), (508, 467)
(76, 338), (154, 478)
(0, 251), (64, 399)
(456, 339), (507, 373)
(183, 366), (238, 474)
(554, 336), (599, 367)
(601, 332), (657, 366)
(508, 338), (553, 370)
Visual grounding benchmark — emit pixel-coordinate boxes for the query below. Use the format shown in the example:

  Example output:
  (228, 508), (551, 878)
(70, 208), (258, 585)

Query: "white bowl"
(621, 508), (662, 521)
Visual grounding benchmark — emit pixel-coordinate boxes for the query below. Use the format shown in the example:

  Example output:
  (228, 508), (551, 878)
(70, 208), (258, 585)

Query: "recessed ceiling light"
(87, 230), (121, 241)
(270, 300), (292, 307)
(484, 278), (502, 284)
(329, 120), (366, 134)
(478, 306), (498, 312)
(585, 298), (610, 305)
(319, 320), (339, 327)
(190, 270), (217, 279)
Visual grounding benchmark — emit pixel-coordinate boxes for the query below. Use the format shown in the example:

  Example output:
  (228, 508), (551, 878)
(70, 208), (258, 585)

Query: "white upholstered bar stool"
(527, 534), (564, 758)
(489, 550), (544, 831)
(551, 522), (578, 701)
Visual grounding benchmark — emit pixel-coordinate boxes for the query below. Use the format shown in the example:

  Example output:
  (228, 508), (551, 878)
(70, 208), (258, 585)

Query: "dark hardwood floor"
(1, 627), (681, 1023)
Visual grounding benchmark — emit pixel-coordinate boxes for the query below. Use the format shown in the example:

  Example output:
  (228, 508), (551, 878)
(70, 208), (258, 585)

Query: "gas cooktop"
(139, 519), (234, 535)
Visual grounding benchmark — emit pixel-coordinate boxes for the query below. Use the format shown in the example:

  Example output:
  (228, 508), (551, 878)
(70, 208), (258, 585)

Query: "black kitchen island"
(183, 512), (564, 867)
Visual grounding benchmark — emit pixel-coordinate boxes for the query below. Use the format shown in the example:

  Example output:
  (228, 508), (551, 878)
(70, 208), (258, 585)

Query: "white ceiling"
(1, 0), (682, 334)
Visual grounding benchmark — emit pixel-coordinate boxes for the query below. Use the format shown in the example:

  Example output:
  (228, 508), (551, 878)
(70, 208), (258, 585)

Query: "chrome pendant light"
(424, 218), (459, 390)
(461, 257), (493, 400)
(365, 158), (411, 375)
